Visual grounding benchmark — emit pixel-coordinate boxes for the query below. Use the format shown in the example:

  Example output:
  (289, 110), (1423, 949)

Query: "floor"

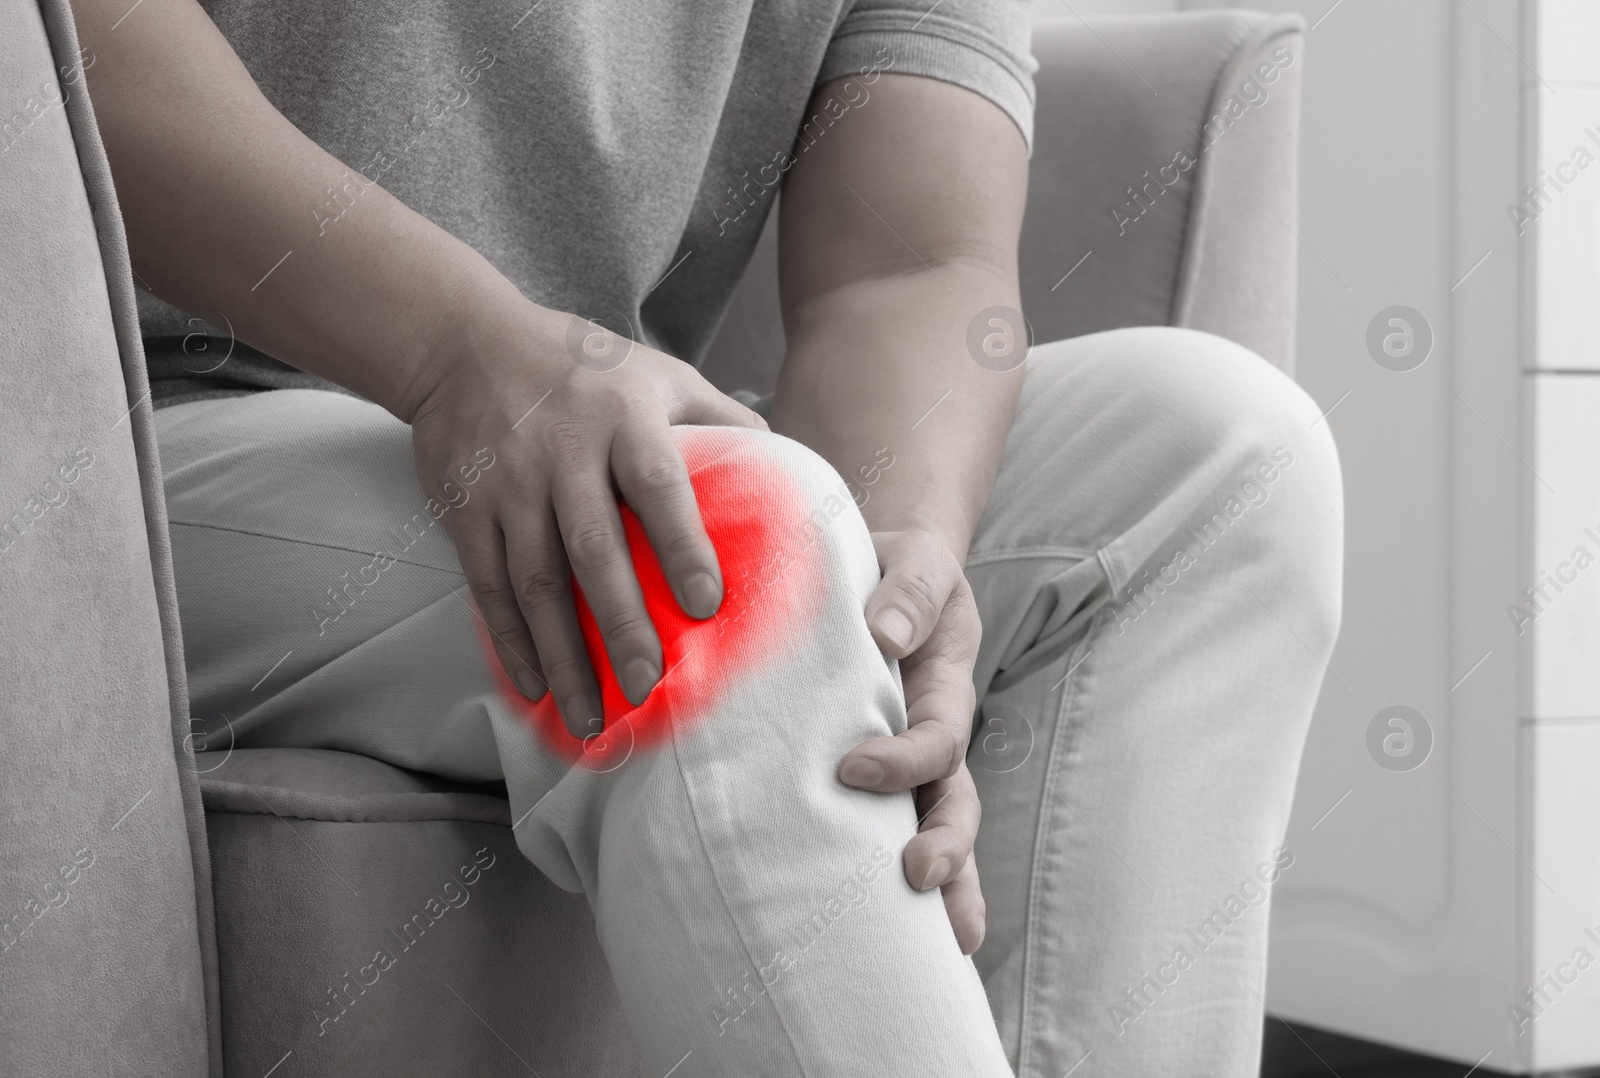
(1261, 1020), (1511, 1077)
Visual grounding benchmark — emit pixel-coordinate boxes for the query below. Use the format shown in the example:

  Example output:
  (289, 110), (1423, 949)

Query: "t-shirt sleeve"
(817, 0), (1038, 150)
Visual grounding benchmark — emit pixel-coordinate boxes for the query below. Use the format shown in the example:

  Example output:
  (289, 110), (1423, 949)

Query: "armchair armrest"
(1021, 10), (1305, 372)
(0, 0), (218, 1072)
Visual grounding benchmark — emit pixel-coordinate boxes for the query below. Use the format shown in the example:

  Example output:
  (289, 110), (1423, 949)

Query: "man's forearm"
(769, 264), (1023, 563)
(767, 73), (1029, 562)
(73, 0), (518, 421)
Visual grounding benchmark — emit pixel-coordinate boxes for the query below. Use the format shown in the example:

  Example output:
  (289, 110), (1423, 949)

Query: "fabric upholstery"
(197, 749), (646, 1077)
(1020, 12), (1304, 367)
(1170, 15), (1304, 370)
(696, 10), (1305, 398)
(197, 748), (513, 824)
(0, 0), (216, 1072)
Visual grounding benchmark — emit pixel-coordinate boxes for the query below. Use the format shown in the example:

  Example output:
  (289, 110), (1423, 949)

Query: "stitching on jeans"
(1097, 544), (1127, 596)
(1016, 621), (1097, 1076)
(168, 518), (464, 577)
(668, 729), (813, 1074)
(964, 544), (1097, 568)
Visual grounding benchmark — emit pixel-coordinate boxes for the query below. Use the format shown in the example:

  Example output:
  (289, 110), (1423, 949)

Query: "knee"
(653, 426), (904, 744)
(676, 424), (859, 509)
(1034, 327), (1343, 645)
(1157, 329), (1342, 649)
(671, 425), (881, 606)
(1037, 327), (1334, 476)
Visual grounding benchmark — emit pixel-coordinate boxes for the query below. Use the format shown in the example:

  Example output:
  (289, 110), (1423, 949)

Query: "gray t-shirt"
(142, 0), (1037, 407)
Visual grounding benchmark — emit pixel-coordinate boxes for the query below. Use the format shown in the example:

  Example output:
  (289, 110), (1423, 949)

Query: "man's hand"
(407, 299), (765, 736)
(838, 531), (986, 954)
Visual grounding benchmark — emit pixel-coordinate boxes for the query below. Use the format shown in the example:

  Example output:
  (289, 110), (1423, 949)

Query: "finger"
(500, 501), (603, 739)
(941, 854), (987, 955)
(612, 418), (722, 620)
(447, 512), (547, 703)
(865, 532), (964, 659)
(838, 650), (976, 791)
(552, 466), (663, 707)
(841, 561), (981, 791)
(839, 712), (969, 791)
(669, 381), (768, 431)
(903, 765), (981, 892)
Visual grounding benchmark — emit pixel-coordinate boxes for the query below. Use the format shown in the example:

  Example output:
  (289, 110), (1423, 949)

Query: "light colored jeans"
(155, 327), (1342, 1077)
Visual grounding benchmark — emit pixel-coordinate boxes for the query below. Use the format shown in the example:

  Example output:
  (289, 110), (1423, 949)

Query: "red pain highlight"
(479, 429), (830, 766)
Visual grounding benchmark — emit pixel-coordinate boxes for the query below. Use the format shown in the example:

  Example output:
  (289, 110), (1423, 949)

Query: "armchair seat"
(195, 749), (639, 1075)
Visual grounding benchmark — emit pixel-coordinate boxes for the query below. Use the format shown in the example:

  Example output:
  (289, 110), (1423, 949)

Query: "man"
(72, 0), (1342, 1072)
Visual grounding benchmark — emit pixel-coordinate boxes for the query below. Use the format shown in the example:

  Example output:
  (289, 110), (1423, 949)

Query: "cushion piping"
(199, 780), (513, 826)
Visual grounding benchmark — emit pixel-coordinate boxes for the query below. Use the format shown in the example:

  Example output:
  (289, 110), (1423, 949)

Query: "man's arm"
(771, 73), (1030, 953)
(70, 0), (476, 420)
(773, 73), (1029, 562)
(72, 0), (766, 736)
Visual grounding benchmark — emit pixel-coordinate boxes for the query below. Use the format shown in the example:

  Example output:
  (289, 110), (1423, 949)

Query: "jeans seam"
(168, 518), (464, 577)
(668, 730), (812, 1075)
(1097, 544), (1127, 595)
(966, 544), (1098, 568)
(1016, 620), (1098, 1078)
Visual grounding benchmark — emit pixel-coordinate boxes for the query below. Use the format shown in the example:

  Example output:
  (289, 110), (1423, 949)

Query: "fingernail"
(839, 757), (886, 787)
(681, 571), (721, 619)
(920, 856), (952, 890)
(562, 696), (600, 735)
(515, 667), (545, 700)
(878, 608), (914, 651)
(620, 657), (660, 704)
